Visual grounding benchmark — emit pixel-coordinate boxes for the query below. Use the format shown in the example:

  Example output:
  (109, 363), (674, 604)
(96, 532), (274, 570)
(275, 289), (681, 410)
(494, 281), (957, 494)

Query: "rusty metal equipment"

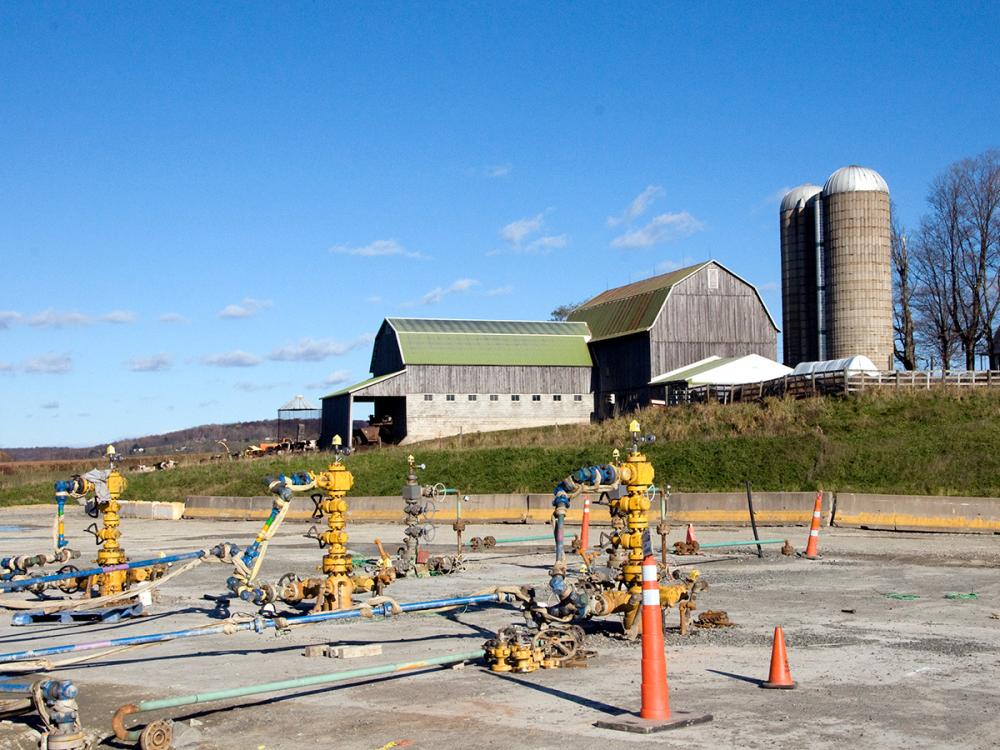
(484, 622), (590, 672)
(395, 455), (464, 577)
(531, 422), (708, 639)
(228, 441), (395, 613)
(2, 446), (183, 625)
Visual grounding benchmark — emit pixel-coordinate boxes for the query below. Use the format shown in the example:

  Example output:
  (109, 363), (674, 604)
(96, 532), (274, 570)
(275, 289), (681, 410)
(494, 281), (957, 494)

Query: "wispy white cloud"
(366, 295), (383, 304)
(529, 234), (568, 251)
(331, 239), (427, 260)
(23, 354), (73, 374)
(27, 310), (92, 328)
(268, 334), (375, 362)
(159, 312), (189, 324)
(307, 369), (353, 390)
(498, 212), (568, 255)
(417, 278), (480, 306)
(501, 213), (545, 246)
(757, 280), (779, 292)
(486, 164), (512, 178)
(201, 351), (262, 367)
(218, 298), (273, 319)
(607, 185), (664, 227)
(40, 401), (59, 409)
(127, 353), (173, 372)
(486, 285), (514, 297)
(0, 312), (22, 329)
(101, 310), (137, 324)
(612, 212), (704, 249)
(655, 256), (697, 273)
(0, 362), (13, 372)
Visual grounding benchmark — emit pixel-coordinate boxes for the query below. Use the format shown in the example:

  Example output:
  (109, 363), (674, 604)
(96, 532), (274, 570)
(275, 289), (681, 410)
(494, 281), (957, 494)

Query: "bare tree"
(911, 233), (958, 368)
(891, 202), (916, 370)
(959, 150), (1000, 367)
(909, 149), (1000, 370)
(550, 300), (586, 321)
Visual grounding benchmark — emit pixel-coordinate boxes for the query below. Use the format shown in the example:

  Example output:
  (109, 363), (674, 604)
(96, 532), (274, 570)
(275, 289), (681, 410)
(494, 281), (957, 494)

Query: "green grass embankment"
(2, 389), (1000, 507)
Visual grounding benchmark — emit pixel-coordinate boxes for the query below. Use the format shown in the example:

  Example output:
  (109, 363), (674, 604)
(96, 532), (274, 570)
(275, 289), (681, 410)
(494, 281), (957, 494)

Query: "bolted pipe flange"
(139, 719), (173, 750)
(45, 730), (88, 750)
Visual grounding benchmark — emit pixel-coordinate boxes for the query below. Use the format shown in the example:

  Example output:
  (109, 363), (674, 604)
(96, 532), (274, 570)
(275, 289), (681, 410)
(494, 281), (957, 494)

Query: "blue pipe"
(0, 679), (77, 700)
(0, 544), (237, 592)
(0, 593), (507, 665)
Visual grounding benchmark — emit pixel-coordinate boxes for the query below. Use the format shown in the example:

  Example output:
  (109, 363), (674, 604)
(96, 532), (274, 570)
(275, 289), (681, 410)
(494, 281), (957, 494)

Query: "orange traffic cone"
(580, 497), (591, 552)
(594, 555), (713, 733)
(803, 491), (823, 560)
(685, 523), (697, 545)
(761, 626), (797, 689)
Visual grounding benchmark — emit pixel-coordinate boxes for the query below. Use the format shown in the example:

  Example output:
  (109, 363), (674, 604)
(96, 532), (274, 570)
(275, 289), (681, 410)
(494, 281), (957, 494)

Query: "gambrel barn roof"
(374, 318), (593, 368)
(567, 260), (778, 341)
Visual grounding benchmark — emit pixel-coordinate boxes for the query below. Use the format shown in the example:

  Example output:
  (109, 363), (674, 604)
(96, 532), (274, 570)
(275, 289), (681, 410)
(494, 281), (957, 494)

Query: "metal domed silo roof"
(823, 165), (889, 195)
(780, 184), (822, 212)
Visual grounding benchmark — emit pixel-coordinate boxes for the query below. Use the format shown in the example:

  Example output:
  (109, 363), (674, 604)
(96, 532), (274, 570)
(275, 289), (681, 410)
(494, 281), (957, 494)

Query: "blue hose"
(0, 593), (507, 665)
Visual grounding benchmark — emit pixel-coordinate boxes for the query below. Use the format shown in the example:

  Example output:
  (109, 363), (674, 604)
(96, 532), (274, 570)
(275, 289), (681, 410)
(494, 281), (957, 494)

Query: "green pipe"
(113, 649), (484, 742)
(463, 533), (553, 547)
(694, 538), (786, 550)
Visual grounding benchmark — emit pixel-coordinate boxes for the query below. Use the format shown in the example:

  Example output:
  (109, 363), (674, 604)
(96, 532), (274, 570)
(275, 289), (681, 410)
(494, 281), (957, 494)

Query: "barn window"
(707, 266), (719, 290)
(573, 394), (583, 401)
(446, 394), (456, 401)
(424, 394), (433, 401)
(489, 394), (499, 401)
(531, 394), (541, 402)
(468, 394), (477, 401)
(511, 395), (520, 401)
(553, 395), (562, 401)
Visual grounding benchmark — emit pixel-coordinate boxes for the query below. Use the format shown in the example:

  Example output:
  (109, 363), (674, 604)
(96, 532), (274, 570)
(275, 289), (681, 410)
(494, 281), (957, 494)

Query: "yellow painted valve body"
(312, 462), (356, 612)
(609, 450), (654, 630)
(95, 469), (129, 597)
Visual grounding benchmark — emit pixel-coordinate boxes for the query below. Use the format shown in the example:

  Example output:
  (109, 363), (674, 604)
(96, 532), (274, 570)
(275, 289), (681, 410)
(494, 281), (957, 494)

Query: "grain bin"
(821, 166), (892, 368)
(779, 185), (822, 365)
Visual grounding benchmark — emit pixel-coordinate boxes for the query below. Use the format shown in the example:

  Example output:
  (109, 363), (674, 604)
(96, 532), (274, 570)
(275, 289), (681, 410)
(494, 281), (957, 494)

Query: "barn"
(320, 318), (594, 447)
(567, 260), (778, 416)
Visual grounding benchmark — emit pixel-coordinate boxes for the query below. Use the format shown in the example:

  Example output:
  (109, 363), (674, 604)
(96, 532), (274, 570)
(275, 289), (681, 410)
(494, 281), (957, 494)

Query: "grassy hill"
(2, 389), (1000, 507)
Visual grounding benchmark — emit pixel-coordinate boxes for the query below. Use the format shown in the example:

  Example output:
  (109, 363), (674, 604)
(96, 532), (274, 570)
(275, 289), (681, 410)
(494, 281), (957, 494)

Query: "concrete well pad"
(0, 505), (997, 749)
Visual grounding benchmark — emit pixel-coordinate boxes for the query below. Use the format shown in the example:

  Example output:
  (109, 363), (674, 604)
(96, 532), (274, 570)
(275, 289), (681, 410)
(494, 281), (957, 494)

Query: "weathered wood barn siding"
(588, 332), (651, 415)
(404, 365), (591, 394)
(649, 265), (778, 377)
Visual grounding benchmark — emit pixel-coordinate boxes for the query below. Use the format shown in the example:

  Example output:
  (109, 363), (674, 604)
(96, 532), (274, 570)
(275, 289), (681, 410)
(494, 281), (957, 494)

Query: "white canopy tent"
(650, 354), (792, 387)
(790, 356), (879, 376)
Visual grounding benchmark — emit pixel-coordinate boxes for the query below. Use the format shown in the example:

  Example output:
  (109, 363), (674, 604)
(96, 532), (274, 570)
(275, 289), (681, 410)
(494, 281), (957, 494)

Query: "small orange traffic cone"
(761, 626), (797, 689)
(803, 491), (822, 560)
(685, 523), (697, 545)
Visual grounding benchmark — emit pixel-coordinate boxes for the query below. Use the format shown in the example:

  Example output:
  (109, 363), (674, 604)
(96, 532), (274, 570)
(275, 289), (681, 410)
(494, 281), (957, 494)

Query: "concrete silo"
(821, 166), (892, 368)
(779, 185), (822, 365)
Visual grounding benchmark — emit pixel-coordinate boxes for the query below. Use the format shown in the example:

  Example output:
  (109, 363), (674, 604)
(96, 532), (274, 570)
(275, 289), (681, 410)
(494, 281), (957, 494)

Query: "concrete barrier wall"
(670, 492), (831, 527)
(184, 491), (829, 526)
(119, 501), (185, 520)
(832, 493), (1000, 533)
(184, 492), (1000, 534)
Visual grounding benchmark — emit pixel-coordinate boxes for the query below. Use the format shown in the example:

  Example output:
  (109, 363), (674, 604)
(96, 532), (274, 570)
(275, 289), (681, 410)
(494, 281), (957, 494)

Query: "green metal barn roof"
(566, 262), (709, 341)
(384, 318), (593, 367)
(323, 370), (405, 399)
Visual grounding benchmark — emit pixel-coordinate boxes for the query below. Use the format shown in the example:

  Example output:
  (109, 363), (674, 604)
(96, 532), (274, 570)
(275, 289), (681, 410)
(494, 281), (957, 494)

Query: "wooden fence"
(672, 370), (1000, 405)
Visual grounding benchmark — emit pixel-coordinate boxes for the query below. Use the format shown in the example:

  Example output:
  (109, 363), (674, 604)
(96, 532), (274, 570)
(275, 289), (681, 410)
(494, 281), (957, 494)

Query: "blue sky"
(2, 2), (998, 447)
